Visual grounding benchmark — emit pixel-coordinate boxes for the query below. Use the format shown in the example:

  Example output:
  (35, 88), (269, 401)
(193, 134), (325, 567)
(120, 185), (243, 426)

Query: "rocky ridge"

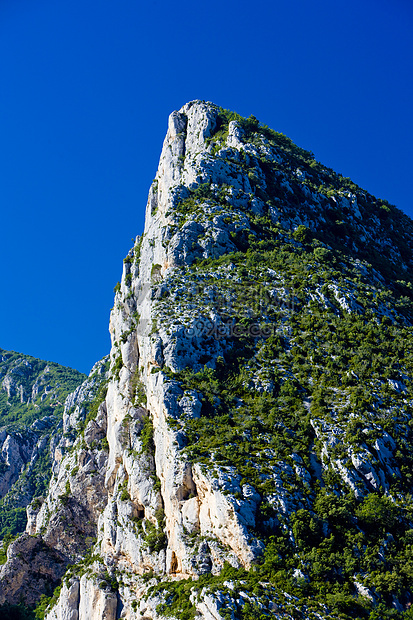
(2, 101), (413, 619)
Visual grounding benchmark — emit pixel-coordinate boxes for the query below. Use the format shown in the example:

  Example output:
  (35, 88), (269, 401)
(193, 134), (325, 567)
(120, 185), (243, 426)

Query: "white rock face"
(43, 101), (267, 619)
(46, 580), (80, 620)
(46, 576), (117, 620)
(94, 101), (265, 583)
(0, 433), (31, 496)
(78, 576), (117, 620)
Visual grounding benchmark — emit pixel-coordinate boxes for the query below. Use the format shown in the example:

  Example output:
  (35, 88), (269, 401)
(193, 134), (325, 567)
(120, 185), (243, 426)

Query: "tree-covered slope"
(155, 226), (413, 617)
(0, 349), (86, 426)
(0, 350), (86, 541)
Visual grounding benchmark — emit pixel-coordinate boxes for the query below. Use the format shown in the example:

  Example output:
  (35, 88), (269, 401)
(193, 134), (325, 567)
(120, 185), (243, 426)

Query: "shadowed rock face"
(0, 534), (67, 606)
(2, 101), (413, 619)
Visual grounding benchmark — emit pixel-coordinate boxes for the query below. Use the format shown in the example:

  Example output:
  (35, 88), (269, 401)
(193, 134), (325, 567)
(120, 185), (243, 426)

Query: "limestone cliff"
(2, 101), (413, 619)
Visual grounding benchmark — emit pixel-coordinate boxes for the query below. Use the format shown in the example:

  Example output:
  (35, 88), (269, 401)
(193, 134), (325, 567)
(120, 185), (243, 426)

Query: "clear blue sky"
(0, 0), (412, 374)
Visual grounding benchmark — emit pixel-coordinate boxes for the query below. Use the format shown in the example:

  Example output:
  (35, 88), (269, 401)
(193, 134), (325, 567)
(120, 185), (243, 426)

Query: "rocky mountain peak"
(1, 103), (413, 619)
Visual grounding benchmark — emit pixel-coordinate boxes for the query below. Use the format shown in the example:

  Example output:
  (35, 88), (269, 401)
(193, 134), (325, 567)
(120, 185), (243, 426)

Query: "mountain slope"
(0, 350), (86, 543)
(2, 101), (413, 620)
(0, 355), (108, 607)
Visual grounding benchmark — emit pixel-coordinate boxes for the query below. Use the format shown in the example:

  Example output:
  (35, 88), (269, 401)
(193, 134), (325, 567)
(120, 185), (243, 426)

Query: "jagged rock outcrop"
(2, 101), (413, 619)
(34, 358), (109, 556)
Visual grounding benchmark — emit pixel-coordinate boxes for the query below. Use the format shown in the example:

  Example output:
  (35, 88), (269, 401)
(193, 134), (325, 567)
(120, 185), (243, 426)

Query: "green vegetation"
(58, 480), (71, 506)
(133, 234), (144, 264)
(149, 560), (350, 620)
(0, 506), (27, 541)
(78, 380), (109, 432)
(120, 487), (130, 501)
(0, 350), (86, 428)
(160, 220), (413, 614)
(143, 508), (166, 552)
(34, 585), (63, 620)
(112, 353), (123, 380)
(140, 414), (155, 454)
(130, 368), (147, 407)
(153, 578), (198, 620)
(0, 533), (19, 565)
(0, 444), (52, 539)
(151, 263), (162, 281)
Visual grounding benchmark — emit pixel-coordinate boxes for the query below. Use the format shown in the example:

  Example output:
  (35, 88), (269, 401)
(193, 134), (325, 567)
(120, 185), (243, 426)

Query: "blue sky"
(0, 0), (412, 374)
